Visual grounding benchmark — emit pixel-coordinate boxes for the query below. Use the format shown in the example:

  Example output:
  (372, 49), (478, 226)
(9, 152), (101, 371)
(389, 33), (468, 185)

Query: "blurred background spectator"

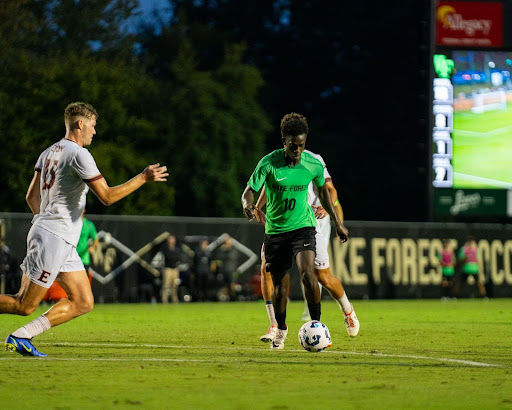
(193, 239), (213, 301)
(0, 220), (21, 295)
(213, 236), (240, 301)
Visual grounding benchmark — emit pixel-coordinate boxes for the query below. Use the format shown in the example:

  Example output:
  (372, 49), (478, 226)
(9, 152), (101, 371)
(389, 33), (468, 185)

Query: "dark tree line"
(0, 0), (431, 220)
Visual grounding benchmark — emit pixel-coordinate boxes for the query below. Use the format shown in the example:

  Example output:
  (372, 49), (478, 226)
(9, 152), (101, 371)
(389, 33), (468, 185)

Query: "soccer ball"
(298, 320), (332, 352)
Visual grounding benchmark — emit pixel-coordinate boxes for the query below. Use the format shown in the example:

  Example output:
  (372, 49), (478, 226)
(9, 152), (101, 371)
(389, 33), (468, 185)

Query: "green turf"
(1, 300), (511, 409)
(452, 104), (512, 188)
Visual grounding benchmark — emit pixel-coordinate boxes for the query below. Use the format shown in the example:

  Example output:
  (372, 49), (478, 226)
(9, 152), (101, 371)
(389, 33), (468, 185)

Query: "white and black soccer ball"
(298, 320), (332, 352)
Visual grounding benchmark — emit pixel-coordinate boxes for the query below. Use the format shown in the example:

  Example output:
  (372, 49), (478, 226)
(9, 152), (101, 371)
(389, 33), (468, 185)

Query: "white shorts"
(259, 217), (331, 269)
(315, 217), (331, 269)
(20, 225), (84, 288)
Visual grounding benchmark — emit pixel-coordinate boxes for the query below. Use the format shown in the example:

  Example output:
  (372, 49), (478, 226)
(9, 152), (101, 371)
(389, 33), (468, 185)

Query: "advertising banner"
(434, 188), (509, 216)
(1, 214), (510, 301)
(436, 1), (503, 47)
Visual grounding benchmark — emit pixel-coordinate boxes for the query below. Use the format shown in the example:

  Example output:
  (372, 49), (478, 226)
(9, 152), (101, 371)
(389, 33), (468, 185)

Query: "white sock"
(337, 293), (353, 314)
(12, 315), (51, 339)
(265, 301), (277, 326)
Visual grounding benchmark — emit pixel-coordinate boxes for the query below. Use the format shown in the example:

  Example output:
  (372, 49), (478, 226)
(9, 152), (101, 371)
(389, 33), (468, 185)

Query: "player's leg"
(0, 225), (53, 316)
(299, 279), (321, 321)
(314, 219), (359, 336)
(4, 226), (86, 357)
(169, 267), (180, 303)
(452, 280), (460, 297)
(299, 220), (329, 321)
(264, 232), (292, 350)
(316, 267), (359, 337)
(441, 276), (451, 299)
(316, 266), (356, 315)
(45, 281), (69, 302)
(2, 276), (49, 357)
(43, 269), (94, 327)
(291, 227), (320, 321)
(0, 274), (48, 315)
(453, 274), (465, 297)
(269, 268), (289, 350)
(9, 257), (93, 351)
(296, 250), (321, 320)
(259, 248), (277, 342)
(475, 276), (487, 297)
(85, 265), (93, 285)
(161, 267), (172, 303)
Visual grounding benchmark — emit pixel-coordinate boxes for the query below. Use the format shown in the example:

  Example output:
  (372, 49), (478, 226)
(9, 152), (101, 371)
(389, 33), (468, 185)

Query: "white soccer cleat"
(344, 304), (360, 337)
(260, 325), (277, 343)
(270, 327), (288, 350)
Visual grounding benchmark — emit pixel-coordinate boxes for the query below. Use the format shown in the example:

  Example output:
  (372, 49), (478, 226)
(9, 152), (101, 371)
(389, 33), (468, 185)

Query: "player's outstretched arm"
(87, 163), (168, 206)
(318, 183), (348, 242)
(241, 185), (257, 221)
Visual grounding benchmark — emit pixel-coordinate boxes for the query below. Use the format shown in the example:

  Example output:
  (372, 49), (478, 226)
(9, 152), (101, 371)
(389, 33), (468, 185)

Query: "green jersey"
(77, 217), (97, 265)
(248, 149), (325, 234)
(459, 245), (479, 274)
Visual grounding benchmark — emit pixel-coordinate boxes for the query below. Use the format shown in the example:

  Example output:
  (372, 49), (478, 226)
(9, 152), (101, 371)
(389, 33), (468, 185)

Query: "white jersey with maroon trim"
(304, 150), (331, 207)
(32, 138), (101, 246)
(304, 150), (333, 269)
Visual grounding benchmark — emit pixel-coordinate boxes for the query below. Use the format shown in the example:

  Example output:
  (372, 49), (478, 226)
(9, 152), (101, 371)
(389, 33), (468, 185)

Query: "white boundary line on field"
(0, 341), (500, 368)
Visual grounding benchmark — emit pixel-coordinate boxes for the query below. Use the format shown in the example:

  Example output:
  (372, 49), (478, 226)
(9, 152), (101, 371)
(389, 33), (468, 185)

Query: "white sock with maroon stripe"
(12, 315), (51, 339)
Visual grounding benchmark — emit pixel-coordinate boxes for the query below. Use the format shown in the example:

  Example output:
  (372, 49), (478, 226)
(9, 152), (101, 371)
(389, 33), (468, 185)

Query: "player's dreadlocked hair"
(64, 102), (98, 129)
(280, 113), (309, 138)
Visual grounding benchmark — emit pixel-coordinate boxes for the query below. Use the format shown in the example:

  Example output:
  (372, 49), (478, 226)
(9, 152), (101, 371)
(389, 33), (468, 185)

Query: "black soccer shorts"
(263, 226), (316, 274)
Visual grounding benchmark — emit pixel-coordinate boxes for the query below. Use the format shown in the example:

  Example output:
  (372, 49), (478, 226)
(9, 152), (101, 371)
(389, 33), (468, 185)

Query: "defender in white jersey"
(2, 102), (168, 357)
(256, 150), (359, 342)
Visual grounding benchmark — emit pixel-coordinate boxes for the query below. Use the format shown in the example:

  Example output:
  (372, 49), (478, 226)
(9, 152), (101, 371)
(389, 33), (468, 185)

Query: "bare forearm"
(242, 186), (255, 209)
(327, 183), (343, 223)
(319, 188), (342, 227)
(242, 186), (257, 220)
(89, 173), (147, 206)
(103, 173), (146, 206)
(334, 203), (344, 223)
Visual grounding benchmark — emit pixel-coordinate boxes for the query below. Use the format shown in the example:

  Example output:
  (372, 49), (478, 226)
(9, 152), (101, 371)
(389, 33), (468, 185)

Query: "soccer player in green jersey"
(77, 209), (99, 281)
(241, 113), (348, 350)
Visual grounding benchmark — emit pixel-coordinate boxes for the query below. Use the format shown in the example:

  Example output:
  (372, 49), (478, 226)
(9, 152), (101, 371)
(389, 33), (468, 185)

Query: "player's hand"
(312, 205), (328, 219)
(254, 208), (266, 226)
(142, 163), (168, 182)
(336, 224), (349, 243)
(243, 204), (257, 221)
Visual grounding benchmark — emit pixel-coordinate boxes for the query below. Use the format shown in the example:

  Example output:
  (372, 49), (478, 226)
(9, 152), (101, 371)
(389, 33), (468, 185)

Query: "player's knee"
(77, 296), (94, 316)
(300, 268), (316, 284)
(276, 284), (287, 298)
(16, 303), (37, 316)
(315, 269), (330, 286)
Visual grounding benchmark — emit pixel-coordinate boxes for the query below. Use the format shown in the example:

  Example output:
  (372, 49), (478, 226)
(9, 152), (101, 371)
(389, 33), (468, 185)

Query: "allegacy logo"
(450, 190), (481, 215)
(438, 5), (492, 36)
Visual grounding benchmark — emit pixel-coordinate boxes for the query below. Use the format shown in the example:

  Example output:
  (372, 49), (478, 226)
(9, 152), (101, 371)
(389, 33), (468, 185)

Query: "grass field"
(452, 103), (512, 189)
(1, 299), (511, 409)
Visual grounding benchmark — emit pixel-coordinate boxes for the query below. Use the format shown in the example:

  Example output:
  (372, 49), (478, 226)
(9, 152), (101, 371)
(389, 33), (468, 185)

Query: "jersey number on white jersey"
(42, 159), (58, 190)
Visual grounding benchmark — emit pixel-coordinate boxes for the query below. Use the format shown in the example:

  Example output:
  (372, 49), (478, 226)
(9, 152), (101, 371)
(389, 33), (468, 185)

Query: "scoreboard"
(432, 75), (453, 188)
(431, 1), (512, 218)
